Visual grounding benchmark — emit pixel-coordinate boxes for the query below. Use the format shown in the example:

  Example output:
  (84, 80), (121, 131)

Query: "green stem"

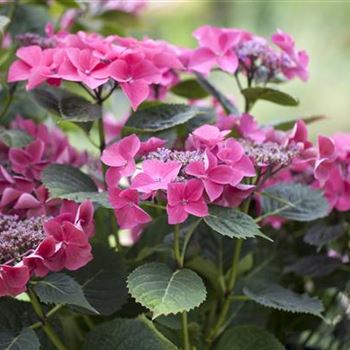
(141, 202), (166, 210)
(174, 224), (181, 267)
(180, 219), (201, 267)
(182, 312), (190, 350)
(28, 289), (68, 350)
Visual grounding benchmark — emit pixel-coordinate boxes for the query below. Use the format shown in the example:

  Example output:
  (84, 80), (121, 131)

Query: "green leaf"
(284, 255), (341, 278)
(243, 284), (324, 318)
(0, 16), (10, 34)
(31, 86), (68, 116)
(127, 263), (206, 319)
(195, 73), (239, 114)
(241, 87), (299, 106)
(55, 0), (80, 8)
(217, 326), (285, 350)
(124, 104), (203, 133)
(0, 328), (40, 350)
(42, 164), (98, 199)
(83, 315), (177, 350)
(269, 115), (325, 131)
(60, 191), (111, 208)
(34, 273), (97, 314)
(204, 206), (269, 240)
(59, 96), (102, 122)
(68, 244), (128, 315)
(304, 221), (347, 248)
(171, 79), (209, 99)
(0, 129), (33, 148)
(262, 183), (329, 222)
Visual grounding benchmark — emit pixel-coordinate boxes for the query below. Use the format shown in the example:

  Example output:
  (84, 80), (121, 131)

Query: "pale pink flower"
(314, 136), (336, 184)
(188, 124), (230, 150)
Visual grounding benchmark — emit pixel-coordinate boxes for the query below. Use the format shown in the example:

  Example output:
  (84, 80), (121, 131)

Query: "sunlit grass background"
(136, 1), (350, 139)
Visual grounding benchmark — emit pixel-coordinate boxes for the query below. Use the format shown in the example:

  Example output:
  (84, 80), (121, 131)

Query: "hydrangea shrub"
(0, 1), (348, 350)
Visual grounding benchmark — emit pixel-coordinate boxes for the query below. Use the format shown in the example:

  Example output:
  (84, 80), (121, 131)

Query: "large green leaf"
(204, 206), (269, 240)
(42, 164), (98, 199)
(83, 316), (177, 350)
(243, 284), (324, 318)
(124, 104), (203, 133)
(0, 129), (33, 148)
(68, 244), (128, 315)
(171, 79), (209, 99)
(0, 328), (40, 350)
(217, 326), (285, 350)
(241, 87), (299, 106)
(195, 73), (239, 114)
(127, 263), (206, 319)
(34, 273), (97, 314)
(304, 221), (347, 248)
(262, 183), (329, 222)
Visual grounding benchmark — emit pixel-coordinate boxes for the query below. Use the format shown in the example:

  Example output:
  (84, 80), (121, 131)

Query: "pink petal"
(203, 180), (223, 201)
(185, 198), (208, 217)
(16, 45), (42, 67)
(109, 59), (130, 82)
(14, 193), (41, 209)
(185, 179), (204, 202)
(121, 80), (150, 111)
(216, 51), (238, 74)
(188, 47), (216, 75)
(8, 60), (30, 82)
(167, 204), (188, 225)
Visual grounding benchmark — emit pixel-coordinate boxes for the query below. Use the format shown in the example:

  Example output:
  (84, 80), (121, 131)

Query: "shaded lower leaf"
(34, 273), (97, 314)
(243, 284), (324, 318)
(82, 315), (177, 350)
(262, 183), (329, 222)
(284, 255), (341, 278)
(68, 244), (128, 315)
(204, 206), (269, 240)
(304, 221), (347, 248)
(0, 328), (40, 350)
(127, 263), (206, 318)
(217, 325), (284, 350)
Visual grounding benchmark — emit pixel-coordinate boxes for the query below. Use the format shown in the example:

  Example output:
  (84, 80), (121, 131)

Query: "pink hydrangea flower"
(188, 125), (230, 150)
(109, 187), (151, 229)
(189, 25), (241, 75)
(167, 179), (208, 224)
(8, 45), (64, 89)
(107, 53), (161, 110)
(101, 134), (141, 187)
(132, 159), (182, 195)
(0, 264), (30, 297)
(186, 151), (237, 201)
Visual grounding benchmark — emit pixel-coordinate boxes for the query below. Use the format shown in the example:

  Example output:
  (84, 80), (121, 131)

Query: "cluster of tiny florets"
(16, 33), (57, 49)
(0, 214), (47, 264)
(240, 139), (301, 167)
